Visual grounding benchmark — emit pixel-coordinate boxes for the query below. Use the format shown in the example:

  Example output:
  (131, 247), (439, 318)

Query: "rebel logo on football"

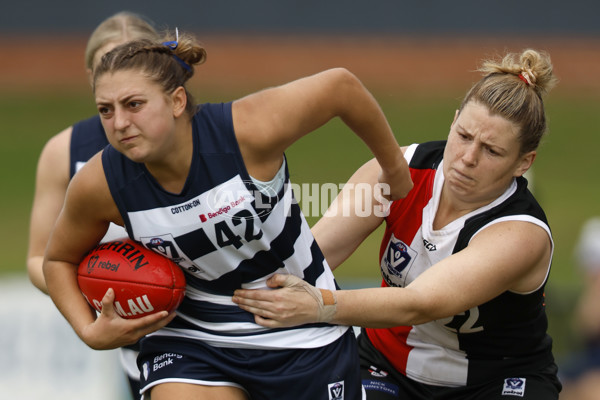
(86, 254), (120, 274)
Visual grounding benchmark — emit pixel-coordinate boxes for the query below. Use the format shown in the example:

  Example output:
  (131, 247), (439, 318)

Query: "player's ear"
(451, 109), (459, 127)
(171, 86), (187, 118)
(86, 68), (94, 87)
(514, 151), (536, 177)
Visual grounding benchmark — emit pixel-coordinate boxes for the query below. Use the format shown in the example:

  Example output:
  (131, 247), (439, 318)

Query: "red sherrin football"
(77, 239), (186, 319)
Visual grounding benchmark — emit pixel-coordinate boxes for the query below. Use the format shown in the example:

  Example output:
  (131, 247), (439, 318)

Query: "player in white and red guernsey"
(234, 49), (563, 399)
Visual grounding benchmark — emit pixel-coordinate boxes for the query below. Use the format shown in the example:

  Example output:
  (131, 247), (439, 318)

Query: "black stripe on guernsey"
(183, 202), (308, 294)
(300, 240), (327, 286)
(453, 176), (548, 253)
(409, 140), (445, 170)
(176, 225), (218, 260)
(177, 299), (256, 324)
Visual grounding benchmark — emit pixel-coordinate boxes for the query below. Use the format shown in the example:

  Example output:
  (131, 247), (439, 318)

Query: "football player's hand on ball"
(80, 288), (176, 350)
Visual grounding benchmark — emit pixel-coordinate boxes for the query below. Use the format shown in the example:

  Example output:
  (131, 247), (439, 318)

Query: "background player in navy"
(26, 11), (160, 399)
(42, 28), (413, 399)
(559, 217), (600, 400)
(233, 48), (563, 399)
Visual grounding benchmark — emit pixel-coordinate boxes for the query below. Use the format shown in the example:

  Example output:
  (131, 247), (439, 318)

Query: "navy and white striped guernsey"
(102, 102), (348, 349)
(69, 115), (109, 178)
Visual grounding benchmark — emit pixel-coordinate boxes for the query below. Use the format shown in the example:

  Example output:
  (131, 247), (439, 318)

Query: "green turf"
(1, 88), (598, 359)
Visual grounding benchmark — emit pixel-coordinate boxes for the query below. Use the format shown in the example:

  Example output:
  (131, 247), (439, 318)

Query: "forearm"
(44, 259), (97, 338)
(331, 287), (428, 328)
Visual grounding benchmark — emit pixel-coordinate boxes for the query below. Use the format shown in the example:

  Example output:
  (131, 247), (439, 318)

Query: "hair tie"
(162, 27), (191, 72)
(518, 69), (535, 86)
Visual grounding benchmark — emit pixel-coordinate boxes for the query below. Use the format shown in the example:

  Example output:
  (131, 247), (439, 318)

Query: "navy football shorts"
(138, 328), (364, 400)
(357, 332), (561, 400)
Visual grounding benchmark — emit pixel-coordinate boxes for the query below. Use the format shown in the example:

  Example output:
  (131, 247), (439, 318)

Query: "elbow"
(327, 67), (358, 82)
(325, 67), (363, 96)
(398, 178), (414, 200)
(27, 256), (49, 294)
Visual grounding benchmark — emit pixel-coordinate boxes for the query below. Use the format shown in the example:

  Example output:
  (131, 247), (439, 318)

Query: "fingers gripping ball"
(77, 239), (186, 319)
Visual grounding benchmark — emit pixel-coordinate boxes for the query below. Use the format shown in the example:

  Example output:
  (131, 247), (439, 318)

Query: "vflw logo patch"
(328, 381), (344, 399)
(502, 377), (526, 397)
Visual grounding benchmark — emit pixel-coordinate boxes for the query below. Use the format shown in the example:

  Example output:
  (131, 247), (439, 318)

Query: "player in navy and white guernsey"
(104, 101), (361, 397)
(43, 31), (413, 400)
(26, 12), (161, 400)
(233, 49), (563, 399)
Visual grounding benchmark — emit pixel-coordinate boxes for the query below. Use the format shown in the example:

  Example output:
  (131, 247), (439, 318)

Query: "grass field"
(1, 85), (599, 359)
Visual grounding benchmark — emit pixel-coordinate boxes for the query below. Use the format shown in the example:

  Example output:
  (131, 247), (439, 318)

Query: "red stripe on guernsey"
(366, 167), (436, 374)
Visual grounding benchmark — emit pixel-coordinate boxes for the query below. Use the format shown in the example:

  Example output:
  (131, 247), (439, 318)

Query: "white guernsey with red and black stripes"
(367, 141), (555, 386)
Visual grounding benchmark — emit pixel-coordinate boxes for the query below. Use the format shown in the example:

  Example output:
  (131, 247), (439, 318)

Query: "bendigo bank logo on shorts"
(381, 234), (417, 287)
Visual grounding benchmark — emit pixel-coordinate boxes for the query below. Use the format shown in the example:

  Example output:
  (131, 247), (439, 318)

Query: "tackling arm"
(234, 220), (552, 328)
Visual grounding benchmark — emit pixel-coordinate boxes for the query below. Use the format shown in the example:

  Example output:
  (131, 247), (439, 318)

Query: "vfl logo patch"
(502, 377), (526, 397)
(142, 235), (182, 260)
(381, 234), (417, 286)
(328, 381), (344, 400)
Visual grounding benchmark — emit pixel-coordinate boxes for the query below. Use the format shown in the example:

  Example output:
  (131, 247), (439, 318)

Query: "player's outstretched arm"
(234, 220), (552, 329)
(232, 68), (412, 199)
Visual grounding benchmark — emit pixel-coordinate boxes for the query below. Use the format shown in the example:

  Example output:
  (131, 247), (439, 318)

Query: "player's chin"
(121, 149), (149, 163)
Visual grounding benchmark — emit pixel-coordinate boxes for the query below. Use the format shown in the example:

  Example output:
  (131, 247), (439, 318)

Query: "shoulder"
(37, 125), (73, 173)
(71, 151), (105, 184)
(469, 219), (552, 293)
(69, 152), (109, 203)
(41, 125), (72, 157)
